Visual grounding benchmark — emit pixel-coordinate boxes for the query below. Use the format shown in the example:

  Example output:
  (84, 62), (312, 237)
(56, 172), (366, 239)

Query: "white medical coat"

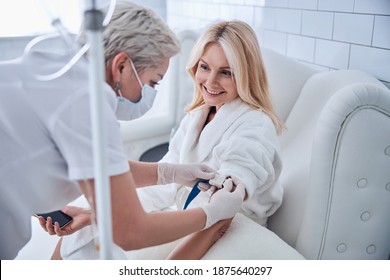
(0, 49), (129, 259)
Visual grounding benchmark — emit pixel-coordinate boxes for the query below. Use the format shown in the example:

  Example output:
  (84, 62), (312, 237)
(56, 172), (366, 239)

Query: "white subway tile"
(302, 11), (333, 39)
(255, 7), (275, 30)
(333, 13), (374, 45)
(229, 0), (246, 4)
(192, 3), (205, 19)
(263, 30), (287, 55)
(264, 0), (289, 8)
(234, 5), (255, 24)
(289, 0), (318, 10)
(373, 16), (390, 49)
(213, 0), (245, 4)
(318, 0), (354, 12)
(350, 45), (390, 82)
(219, 6), (236, 20)
(354, 0), (390, 15)
(287, 34), (315, 62)
(315, 39), (350, 69)
(205, 4), (221, 20)
(256, 30), (266, 46)
(245, 0), (266, 6)
(275, 8), (301, 34)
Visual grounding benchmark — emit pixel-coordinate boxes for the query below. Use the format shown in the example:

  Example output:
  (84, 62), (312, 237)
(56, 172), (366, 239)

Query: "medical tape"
(183, 174), (228, 210)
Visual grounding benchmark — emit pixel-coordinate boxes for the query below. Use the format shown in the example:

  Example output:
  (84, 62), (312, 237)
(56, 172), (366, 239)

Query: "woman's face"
(195, 43), (238, 111)
(119, 56), (169, 102)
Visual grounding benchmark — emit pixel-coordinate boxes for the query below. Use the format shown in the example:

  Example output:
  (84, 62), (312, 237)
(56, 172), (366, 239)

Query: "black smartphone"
(35, 210), (73, 229)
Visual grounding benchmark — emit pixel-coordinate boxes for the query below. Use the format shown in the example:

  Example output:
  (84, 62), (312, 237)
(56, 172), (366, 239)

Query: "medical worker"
(0, 1), (245, 259)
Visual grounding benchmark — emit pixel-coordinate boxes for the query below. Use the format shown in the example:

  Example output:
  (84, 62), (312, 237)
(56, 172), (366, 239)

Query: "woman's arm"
(166, 218), (233, 260)
(78, 171), (204, 251)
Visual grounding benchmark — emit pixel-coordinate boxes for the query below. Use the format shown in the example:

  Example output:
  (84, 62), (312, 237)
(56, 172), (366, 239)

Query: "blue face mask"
(115, 61), (157, 121)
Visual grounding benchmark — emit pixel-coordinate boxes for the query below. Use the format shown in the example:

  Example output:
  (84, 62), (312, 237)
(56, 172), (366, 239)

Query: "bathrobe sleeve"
(213, 110), (283, 225)
(136, 115), (192, 211)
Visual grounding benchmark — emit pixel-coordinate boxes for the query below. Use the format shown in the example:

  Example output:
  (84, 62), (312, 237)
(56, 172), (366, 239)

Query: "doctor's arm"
(38, 162), (216, 237)
(128, 160), (215, 188)
(79, 170), (244, 251)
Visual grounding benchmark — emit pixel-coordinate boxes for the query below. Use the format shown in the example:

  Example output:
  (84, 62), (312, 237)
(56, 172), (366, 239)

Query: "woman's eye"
(200, 64), (209, 71)
(221, 70), (232, 77)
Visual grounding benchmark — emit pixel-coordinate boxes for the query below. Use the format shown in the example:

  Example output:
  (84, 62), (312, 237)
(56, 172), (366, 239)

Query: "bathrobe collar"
(181, 97), (251, 163)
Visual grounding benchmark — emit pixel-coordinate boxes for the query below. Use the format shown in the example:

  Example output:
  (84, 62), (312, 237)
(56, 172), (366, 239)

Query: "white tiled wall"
(1, 1), (388, 87)
(167, 0), (390, 87)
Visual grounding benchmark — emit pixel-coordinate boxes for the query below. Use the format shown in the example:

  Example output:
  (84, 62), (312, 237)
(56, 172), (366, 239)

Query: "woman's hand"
(37, 206), (92, 236)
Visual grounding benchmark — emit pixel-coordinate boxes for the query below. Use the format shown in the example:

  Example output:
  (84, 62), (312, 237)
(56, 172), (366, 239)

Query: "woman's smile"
(203, 85), (226, 96)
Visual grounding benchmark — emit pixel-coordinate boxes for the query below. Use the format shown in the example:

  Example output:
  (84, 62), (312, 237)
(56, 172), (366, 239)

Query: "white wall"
(2, 0), (388, 87)
(167, 0), (390, 88)
(0, 0), (167, 61)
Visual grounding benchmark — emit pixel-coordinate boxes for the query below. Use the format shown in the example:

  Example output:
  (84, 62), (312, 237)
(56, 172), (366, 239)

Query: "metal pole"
(84, 3), (114, 259)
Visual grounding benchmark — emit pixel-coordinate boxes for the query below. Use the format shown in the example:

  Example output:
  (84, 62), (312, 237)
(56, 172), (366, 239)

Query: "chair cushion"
(262, 48), (317, 122)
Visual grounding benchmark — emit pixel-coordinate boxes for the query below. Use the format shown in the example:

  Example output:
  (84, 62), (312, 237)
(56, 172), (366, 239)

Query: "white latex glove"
(197, 181), (215, 193)
(198, 173), (227, 192)
(200, 178), (246, 228)
(157, 162), (215, 186)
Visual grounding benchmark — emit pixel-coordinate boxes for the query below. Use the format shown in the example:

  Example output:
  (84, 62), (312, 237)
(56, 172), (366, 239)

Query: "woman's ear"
(110, 51), (130, 82)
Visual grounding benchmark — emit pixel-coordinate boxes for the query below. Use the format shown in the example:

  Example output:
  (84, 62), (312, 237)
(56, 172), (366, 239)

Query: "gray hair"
(78, 1), (180, 73)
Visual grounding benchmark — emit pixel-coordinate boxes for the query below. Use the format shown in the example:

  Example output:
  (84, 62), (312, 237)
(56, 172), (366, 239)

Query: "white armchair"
(263, 49), (390, 260)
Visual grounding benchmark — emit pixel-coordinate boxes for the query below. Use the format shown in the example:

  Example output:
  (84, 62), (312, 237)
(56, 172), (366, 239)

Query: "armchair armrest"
(297, 83), (390, 259)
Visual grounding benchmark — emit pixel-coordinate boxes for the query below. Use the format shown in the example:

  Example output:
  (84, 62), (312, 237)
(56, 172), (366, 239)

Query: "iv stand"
(84, 3), (114, 259)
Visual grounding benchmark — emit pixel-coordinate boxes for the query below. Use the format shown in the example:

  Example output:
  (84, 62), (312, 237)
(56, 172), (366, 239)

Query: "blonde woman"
(137, 20), (285, 259)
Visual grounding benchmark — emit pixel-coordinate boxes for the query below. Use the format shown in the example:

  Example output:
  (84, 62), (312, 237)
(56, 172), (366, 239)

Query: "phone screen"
(35, 210), (73, 229)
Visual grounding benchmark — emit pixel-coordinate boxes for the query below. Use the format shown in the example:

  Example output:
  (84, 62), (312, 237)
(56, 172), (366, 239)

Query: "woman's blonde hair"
(186, 21), (284, 134)
(78, 1), (180, 74)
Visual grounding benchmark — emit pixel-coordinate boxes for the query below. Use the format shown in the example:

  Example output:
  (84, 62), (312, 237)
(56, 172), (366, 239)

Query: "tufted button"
(385, 146), (390, 156)
(357, 178), (368, 188)
(366, 244), (376, 254)
(386, 182), (390, 191)
(360, 211), (371, 221)
(337, 243), (347, 253)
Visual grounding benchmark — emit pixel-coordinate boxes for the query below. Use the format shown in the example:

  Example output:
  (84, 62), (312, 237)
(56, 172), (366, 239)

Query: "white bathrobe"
(139, 97), (283, 226)
(61, 97), (285, 259)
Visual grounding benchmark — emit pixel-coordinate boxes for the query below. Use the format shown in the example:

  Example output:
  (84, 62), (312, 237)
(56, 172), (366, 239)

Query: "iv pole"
(84, 0), (114, 259)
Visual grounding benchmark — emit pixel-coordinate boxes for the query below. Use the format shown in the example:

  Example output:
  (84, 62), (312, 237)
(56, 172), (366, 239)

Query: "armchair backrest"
(266, 62), (390, 259)
(261, 48), (317, 122)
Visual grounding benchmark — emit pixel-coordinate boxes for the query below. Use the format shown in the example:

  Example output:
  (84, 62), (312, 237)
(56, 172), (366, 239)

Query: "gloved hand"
(200, 178), (246, 228)
(198, 173), (228, 192)
(157, 162), (215, 186)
